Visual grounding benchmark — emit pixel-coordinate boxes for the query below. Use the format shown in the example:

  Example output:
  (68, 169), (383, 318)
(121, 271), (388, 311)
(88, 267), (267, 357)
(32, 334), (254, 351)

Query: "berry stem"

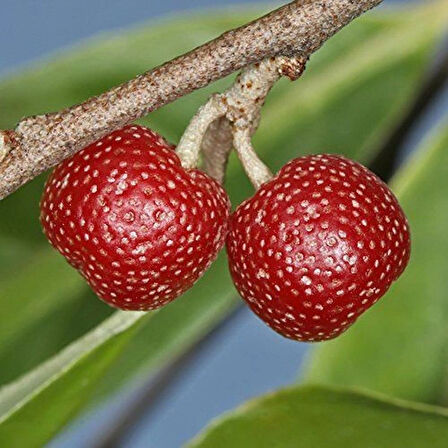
(0, 0), (382, 200)
(179, 56), (307, 183)
(203, 56), (307, 186)
(233, 128), (273, 189)
(201, 117), (233, 184)
(176, 97), (225, 169)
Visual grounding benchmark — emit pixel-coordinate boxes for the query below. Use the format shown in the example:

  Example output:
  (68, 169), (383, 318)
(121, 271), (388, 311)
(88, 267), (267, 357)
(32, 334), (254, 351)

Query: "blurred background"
(1, 1), (447, 447)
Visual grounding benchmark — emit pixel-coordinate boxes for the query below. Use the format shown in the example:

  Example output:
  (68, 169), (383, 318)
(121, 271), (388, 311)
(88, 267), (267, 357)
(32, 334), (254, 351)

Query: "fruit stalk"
(201, 118), (233, 185)
(0, 0), (382, 200)
(177, 56), (307, 184)
(233, 128), (272, 189)
(228, 56), (307, 187)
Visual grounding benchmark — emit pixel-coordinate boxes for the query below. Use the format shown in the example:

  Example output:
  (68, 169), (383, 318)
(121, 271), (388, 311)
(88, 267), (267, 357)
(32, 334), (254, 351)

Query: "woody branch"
(0, 0), (382, 200)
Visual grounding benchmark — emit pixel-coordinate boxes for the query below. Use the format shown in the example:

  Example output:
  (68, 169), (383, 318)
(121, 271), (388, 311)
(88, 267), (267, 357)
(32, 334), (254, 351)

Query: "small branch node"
(0, 131), (15, 164)
(277, 55), (309, 81)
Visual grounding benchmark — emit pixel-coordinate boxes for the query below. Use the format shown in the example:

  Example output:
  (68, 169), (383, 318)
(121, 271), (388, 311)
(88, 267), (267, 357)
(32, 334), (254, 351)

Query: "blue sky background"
(1, 1), (447, 447)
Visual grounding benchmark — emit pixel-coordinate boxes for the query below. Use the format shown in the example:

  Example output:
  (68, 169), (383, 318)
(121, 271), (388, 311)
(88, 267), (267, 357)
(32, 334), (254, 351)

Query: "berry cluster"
(41, 125), (410, 342)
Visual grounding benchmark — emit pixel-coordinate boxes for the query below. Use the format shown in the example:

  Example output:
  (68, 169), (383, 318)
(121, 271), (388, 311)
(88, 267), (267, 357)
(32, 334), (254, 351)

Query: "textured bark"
(0, 0), (382, 199)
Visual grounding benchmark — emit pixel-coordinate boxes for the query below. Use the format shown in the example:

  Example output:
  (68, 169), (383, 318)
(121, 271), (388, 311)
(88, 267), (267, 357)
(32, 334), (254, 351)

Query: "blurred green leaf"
(0, 250), (109, 385)
(187, 385), (448, 448)
(0, 312), (145, 447)
(0, 250), (112, 385)
(93, 253), (238, 398)
(304, 121), (448, 404)
(0, 2), (446, 445)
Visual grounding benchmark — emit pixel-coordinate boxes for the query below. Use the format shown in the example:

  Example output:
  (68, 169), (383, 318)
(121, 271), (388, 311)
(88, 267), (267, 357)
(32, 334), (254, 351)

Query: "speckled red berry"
(226, 154), (410, 342)
(40, 125), (230, 310)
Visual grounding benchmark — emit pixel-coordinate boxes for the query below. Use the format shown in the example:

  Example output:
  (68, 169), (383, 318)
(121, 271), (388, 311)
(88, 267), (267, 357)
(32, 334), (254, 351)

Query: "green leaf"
(0, 311), (146, 447)
(0, 2), (446, 444)
(92, 253), (238, 399)
(0, 257), (237, 446)
(187, 385), (448, 448)
(0, 250), (112, 385)
(0, 250), (104, 385)
(304, 122), (448, 404)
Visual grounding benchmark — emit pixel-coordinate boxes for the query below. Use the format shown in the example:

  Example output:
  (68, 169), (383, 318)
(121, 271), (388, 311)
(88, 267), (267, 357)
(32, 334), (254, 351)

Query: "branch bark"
(0, 0), (382, 200)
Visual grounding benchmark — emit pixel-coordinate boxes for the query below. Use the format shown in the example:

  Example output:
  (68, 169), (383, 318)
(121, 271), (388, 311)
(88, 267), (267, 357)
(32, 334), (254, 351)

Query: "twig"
(0, 0), (382, 200)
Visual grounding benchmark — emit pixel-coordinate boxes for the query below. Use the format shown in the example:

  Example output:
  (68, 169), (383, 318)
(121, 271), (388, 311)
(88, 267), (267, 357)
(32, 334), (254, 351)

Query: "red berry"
(41, 125), (230, 310)
(226, 154), (410, 342)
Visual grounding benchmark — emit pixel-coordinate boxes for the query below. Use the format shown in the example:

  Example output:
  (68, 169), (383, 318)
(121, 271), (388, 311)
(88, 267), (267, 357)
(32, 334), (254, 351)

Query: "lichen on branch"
(0, 0), (382, 200)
